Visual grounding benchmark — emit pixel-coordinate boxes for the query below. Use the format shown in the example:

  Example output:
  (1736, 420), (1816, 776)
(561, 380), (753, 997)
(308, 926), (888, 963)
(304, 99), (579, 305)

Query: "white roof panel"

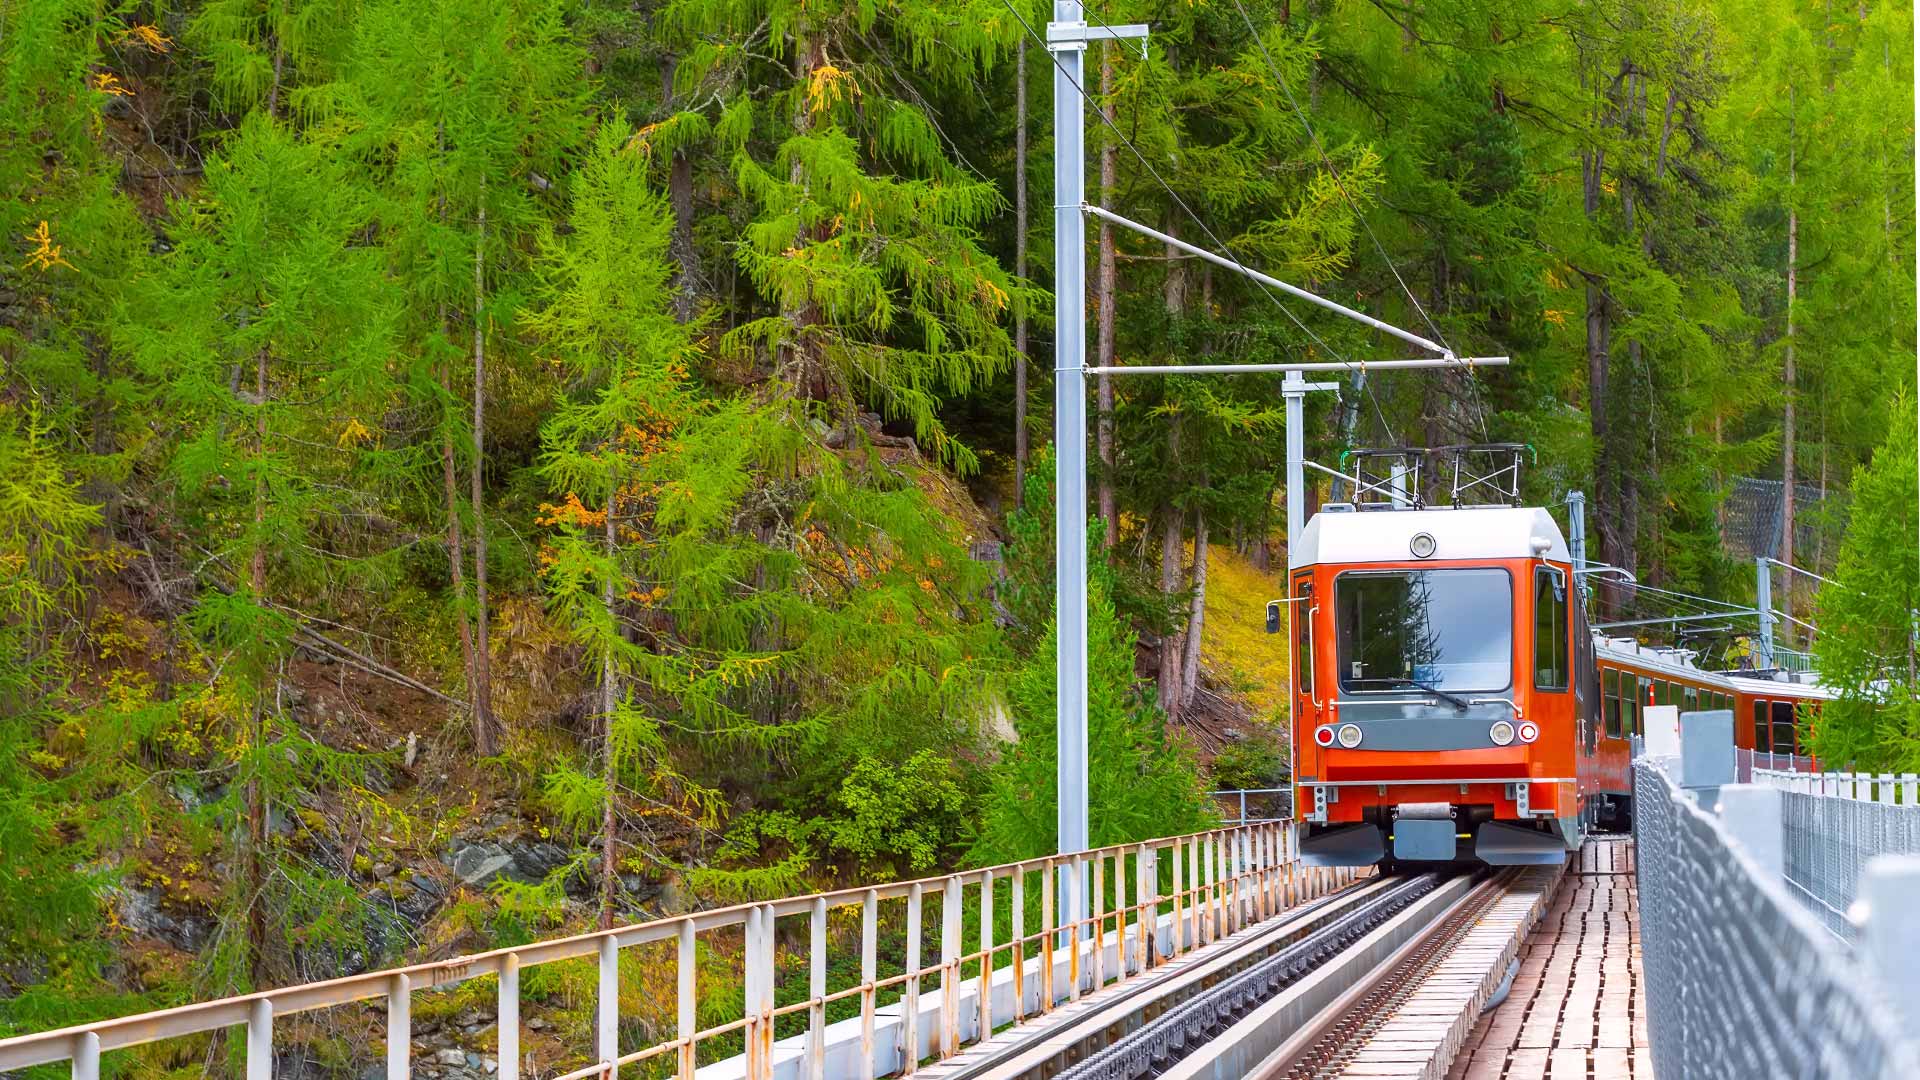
(1290, 506), (1571, 568)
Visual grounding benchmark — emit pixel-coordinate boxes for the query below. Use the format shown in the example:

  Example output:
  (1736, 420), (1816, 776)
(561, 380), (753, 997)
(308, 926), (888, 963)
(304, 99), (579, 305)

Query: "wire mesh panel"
(1774, 785), (1920, 942)
(1633, 761), (1920, 1079)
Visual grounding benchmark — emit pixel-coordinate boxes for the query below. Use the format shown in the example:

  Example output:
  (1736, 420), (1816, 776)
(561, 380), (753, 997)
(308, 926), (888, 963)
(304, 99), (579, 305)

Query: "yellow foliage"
(1543, 309), (1567, 327)
(22, 221), (73, 272)
(336, 417), (374, 448)
(118, 24), (173, 51)
(537, 492), (608, 529)
(807, 63), (860, 115)
(1199, 544), (1290, 720)
(91, 71), (133, 97)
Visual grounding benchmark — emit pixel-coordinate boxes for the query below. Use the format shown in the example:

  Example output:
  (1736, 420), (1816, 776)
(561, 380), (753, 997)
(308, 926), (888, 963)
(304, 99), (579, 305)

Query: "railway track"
(930, 864), (1557, 1080)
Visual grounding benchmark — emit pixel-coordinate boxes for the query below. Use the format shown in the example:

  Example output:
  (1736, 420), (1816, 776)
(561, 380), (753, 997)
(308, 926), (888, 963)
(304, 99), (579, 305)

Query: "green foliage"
(0, 0), (1914, 1063)
(1810, 399), (1920, 771)
(973, 458), (1216, 865)
(1209, 730), (1289, 791)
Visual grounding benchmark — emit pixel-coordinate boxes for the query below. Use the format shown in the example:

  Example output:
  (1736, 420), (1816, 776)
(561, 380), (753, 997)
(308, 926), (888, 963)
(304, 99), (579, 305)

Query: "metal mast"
(1041, 2), (1501, 939)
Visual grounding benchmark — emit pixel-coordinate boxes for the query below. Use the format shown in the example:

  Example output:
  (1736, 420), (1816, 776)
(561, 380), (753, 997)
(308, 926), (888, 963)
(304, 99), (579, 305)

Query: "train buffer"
(4, 755), (1920, 1078)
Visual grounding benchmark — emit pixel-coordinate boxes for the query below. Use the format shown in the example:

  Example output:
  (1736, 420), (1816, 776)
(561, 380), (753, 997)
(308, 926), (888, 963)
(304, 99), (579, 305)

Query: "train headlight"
(1336, 724), (1363, 748)
(1518, 722), (1539, 743)
(1410, 532), (1437, 559)
(1314, 725), (1336, 747)
(1489, 720), (1516, 746)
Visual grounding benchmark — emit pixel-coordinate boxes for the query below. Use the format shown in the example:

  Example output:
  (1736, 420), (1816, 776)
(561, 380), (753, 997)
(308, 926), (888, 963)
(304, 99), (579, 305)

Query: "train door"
(1293, 573), (1319, 759)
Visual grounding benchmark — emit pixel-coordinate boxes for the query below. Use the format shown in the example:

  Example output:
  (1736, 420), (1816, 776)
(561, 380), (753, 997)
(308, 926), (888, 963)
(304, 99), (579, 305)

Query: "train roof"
(1593, 638), (1839, 699)
(1291, 505), (1570, 569)
(1723, 673), (1839, 700)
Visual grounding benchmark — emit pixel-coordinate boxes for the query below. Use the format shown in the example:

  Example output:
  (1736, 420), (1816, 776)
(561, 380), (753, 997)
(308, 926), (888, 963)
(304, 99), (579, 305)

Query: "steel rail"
(1050, 874), (1447, 1080)
(925, 874), (1405, 1080)
(1253, 871), (1511, 1079)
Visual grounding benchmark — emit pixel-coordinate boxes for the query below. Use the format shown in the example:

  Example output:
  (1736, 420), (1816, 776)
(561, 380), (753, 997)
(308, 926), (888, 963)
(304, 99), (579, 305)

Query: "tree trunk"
(664, 57), (699, 323)
(470, 203), (498, 753)
(1179, 506), (1208, 710)
(441, 337), (481, 753)
(1780, 93), (1798, 643)
(783, 31), (831, 399)
(600, 487), (619, 930)
(1095, 49), (1118, 546)
(1157, 506), (1184, 716)
(1014, 42), (1030, 507)
(1581, 132), (1613, 612)
(247, 347), (271, 990)
(1157, 209), (1188, 716)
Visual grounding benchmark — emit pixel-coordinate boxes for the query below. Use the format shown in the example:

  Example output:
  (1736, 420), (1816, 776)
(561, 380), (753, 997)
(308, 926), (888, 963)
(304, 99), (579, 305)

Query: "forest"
(1, 0), (1916, 1073)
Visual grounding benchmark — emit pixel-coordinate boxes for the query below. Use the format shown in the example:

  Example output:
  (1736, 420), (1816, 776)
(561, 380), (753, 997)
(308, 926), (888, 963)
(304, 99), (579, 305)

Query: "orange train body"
(1284, 504), (1829, 866)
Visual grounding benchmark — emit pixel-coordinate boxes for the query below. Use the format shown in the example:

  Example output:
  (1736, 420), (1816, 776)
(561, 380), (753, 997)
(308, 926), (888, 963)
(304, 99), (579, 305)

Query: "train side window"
(1684, 685), (1698, 712)
(1533, 568), (1569, 690)
(1636, 678), (1651, 735)
(1603, 669), (1622, 738)
(1772, 700), (1796, 758)
(1752, 700), (1770, 752)
(1294, 578), (1313, 699)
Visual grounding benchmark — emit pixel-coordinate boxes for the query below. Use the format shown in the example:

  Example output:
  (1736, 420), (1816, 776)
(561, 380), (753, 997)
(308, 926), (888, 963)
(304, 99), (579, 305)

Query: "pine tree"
(336, 0), (592, 753)
(973, 458), (1215, 863)
(129, 111), (397, 991)
(1809, 398), (1920, 772)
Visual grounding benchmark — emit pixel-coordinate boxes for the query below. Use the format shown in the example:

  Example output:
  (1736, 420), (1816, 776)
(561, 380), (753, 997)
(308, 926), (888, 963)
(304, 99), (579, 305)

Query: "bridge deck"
(1446, 838), (1648, 1080)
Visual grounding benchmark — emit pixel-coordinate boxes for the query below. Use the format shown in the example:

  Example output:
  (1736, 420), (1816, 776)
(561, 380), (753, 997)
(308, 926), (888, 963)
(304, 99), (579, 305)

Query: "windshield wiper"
(1379, 676), (1472, 712)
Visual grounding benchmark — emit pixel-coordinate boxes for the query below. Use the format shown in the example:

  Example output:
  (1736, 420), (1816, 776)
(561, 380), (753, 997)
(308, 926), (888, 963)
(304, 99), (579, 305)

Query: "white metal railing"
(0, 823), (1357, 1080)
(1207, 788), (1292, 826)
(1734, 747), (1819, 782)
(1753, 768), (1920, 805)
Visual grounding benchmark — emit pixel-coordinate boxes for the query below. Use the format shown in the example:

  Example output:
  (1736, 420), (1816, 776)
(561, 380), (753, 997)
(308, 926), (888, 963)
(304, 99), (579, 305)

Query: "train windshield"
(1336, 569), (1513, 693)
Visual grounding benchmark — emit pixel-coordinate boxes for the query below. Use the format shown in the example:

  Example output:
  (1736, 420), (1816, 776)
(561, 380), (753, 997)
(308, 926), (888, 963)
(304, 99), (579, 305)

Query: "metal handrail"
(0, 822), (1354, 1080)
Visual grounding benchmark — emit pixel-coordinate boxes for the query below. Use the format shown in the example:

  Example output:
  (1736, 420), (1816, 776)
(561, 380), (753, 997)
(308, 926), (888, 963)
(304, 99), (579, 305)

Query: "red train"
(1277, 501), (1829, 866)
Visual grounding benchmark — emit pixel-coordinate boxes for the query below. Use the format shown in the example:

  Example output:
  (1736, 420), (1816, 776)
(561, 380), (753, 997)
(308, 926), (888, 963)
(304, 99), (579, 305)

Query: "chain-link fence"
(1634, 760), (1920, 1079)
(1749, 771), (1920, 942)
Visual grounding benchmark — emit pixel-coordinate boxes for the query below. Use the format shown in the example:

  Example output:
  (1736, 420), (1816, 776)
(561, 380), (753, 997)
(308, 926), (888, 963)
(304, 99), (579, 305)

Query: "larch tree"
(129, 113), (398, 991)
(336, 0), (591, 753)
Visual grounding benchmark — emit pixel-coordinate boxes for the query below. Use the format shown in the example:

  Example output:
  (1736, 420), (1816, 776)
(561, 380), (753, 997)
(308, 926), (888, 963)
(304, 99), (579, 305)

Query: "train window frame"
(1772, 700), (1797, 757)
(1332, 567), (1516, 695)
(1294, 575), (1314, 700)
(1636, 677), (1652, 736)
(1603, 668), (1622, 738)
(1753, 699), (1770, 752)
(1533, 566), (1570, 691)
(1684, 685), (1699, 711)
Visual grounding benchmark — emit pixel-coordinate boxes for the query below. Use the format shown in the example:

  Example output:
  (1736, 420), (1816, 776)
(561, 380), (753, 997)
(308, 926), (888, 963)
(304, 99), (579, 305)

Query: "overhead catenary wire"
(1219, 0), (1493, 440)
(1078, 2), (1402, 445)
(996, 0), (1372, 376)
(1004, 0), (1421, 455)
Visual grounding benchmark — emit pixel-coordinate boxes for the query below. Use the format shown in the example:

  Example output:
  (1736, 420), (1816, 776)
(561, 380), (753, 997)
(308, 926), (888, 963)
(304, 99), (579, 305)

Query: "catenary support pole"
(1756, 557), (1775, 669)
(1568, 490), (1586, 574)
(1050, 0), (1092, 936)
(1284, 370), (1306, 566)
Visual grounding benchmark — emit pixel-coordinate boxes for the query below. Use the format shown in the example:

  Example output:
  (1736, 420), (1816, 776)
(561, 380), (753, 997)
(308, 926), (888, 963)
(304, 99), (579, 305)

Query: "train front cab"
(1287, 507), (1586, 868)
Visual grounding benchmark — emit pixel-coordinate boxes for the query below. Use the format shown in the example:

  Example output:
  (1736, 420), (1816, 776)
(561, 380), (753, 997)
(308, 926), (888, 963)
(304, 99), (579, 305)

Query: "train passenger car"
(1586, 639), (1748, 828)
(1727, 673), (1833, 771)
(1284, 503), (1590, 867)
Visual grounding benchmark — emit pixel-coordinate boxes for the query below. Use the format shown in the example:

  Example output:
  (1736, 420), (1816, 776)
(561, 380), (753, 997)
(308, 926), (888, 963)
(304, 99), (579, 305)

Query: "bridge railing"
(1749, 767), (1920, 940)
(1733, 746), (1818, 781)
(0, 822), (1357, 1080)
(1633, 759), (1920, 1078)
(1207, 787), (1292, 826)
